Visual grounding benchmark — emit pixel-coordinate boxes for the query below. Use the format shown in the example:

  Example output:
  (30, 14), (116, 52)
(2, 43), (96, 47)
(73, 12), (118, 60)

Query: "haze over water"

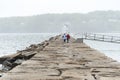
(0, 33), (120, 63)
(0, 33), (57, 57)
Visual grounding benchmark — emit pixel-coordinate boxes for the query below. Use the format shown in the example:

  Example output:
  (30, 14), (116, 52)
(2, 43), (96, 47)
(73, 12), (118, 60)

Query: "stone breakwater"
(0, 35), (120, 80)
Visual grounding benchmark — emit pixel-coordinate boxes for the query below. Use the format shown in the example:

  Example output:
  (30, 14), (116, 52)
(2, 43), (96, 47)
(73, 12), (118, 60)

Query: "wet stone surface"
(0, 35), (120, 80)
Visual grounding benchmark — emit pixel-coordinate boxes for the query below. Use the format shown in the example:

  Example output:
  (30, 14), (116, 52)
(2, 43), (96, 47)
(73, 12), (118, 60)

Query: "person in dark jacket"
(66, 34), (70, 43)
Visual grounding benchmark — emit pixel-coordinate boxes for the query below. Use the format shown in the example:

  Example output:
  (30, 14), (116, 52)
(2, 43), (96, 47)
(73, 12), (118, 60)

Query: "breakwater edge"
(0, 34), (120, 80)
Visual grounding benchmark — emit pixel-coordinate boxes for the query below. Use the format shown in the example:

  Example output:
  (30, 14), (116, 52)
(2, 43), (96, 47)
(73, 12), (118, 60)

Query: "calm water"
(0, 33), (58, 57)
(0, 33), (120, 63)
(84, 40), (120, 62)
(74, 33), (120, 62)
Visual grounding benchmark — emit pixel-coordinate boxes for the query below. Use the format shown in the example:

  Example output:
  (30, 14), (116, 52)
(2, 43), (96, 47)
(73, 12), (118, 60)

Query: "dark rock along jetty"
(0, 35), (120, 80)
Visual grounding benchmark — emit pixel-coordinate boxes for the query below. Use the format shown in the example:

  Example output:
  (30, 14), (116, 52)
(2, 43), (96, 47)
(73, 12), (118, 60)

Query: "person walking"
(66, 34), (70, 43)
(62, 33), (67, 42)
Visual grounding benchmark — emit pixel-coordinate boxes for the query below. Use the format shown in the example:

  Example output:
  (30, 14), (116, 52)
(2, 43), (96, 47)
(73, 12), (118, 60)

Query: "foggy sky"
(0, 0), (120, 17)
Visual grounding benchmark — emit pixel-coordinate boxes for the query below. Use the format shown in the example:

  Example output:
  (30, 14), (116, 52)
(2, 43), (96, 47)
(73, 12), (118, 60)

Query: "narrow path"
(1, 35), (120, 80)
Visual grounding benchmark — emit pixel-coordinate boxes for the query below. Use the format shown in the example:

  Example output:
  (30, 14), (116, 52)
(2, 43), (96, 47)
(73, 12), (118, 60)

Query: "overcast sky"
(0, 0), (120, 17)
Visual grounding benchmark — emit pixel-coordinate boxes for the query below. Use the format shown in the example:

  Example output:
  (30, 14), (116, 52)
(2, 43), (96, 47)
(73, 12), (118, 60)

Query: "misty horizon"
(0, 11), (120, 33)
(0, 10), (119, 18)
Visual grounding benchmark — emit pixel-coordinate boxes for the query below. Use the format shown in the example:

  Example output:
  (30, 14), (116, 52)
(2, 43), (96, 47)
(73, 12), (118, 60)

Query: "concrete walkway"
(1, 35), (120, 80)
